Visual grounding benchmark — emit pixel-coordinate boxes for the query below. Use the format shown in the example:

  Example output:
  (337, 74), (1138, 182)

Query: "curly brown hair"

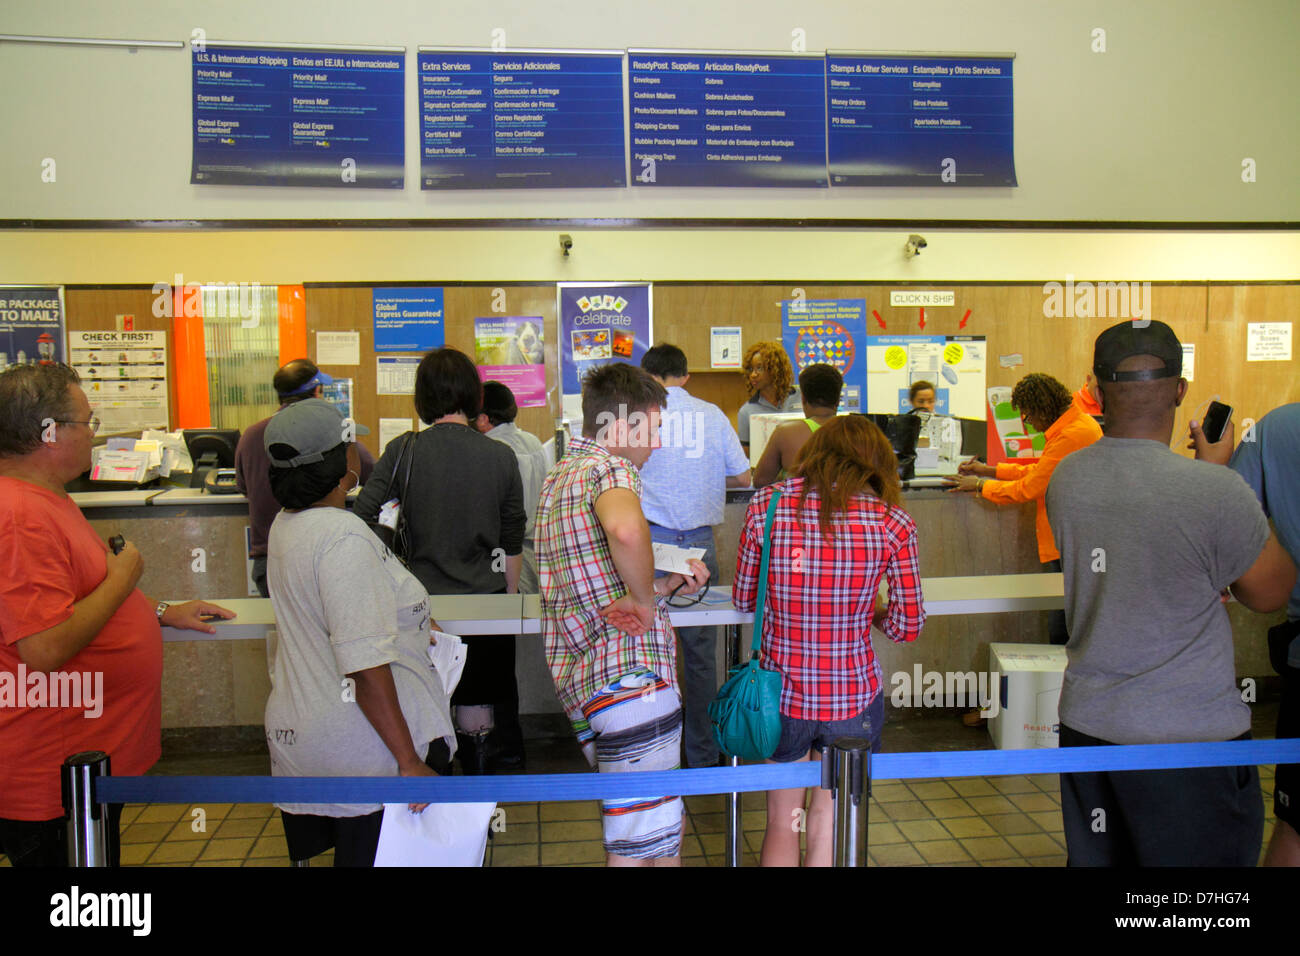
(792, 415), (902, 537)
(1010, 373), (1072, 426)
(741, 341), (793, 402)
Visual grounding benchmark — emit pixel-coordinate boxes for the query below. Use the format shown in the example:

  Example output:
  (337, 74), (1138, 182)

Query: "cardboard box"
(988, 643), (1068, 750)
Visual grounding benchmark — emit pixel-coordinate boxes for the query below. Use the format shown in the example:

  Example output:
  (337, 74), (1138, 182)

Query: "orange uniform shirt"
(981, 403), (1104, 563)
(0, 478), (162, 821)
(1073, 385), (1102, 418)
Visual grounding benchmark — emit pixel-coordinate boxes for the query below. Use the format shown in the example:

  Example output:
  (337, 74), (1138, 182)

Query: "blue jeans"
(648, 523), (721, 768)
(771, 694), (886, 763)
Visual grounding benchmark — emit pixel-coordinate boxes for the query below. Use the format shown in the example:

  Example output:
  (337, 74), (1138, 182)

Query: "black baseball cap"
(1093, 320), (1183, 383)
(264, 398), (368, 469)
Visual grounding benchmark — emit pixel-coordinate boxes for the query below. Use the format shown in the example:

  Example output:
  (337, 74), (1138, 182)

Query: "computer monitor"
(959, 418), (987, 462)
(858, 413), (922, 479)
(183, 429), (240, 487)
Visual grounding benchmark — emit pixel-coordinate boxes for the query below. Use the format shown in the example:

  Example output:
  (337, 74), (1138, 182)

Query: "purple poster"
(474, 316), (546, 408)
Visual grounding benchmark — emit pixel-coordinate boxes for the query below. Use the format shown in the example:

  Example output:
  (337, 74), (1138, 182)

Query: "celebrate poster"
(557, 283), (653, 418)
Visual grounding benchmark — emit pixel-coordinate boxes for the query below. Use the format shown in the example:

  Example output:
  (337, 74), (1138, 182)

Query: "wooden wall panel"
(67, 282), (1299, 459)
(64, 288), (180, 435)
(302, 284), (558, 458)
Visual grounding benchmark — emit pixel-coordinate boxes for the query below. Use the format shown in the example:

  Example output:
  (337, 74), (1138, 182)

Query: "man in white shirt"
(638, 345), (752, 767)
(475, 381), (552, 594)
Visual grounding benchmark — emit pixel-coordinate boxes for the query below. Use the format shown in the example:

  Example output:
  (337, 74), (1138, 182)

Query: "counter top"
(74, 485), (364, 509)
(71, 490), (164, 508)
(151, 487), (249, 506)
(165, 574), (1064, 642)
(162, 594), (524, 640)
(727, 482), (957, 504)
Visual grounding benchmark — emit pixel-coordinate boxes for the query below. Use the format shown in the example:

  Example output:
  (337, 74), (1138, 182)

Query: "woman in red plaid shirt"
(733, 415), (926, 866)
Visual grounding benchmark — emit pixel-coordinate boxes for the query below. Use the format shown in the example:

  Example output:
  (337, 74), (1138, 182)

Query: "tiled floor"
(1, 706), (1282, 867)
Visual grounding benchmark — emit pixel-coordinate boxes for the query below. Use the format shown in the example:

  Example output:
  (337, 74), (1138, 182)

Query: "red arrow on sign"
(871, 309), (886, 330)
(959, 308), (971, 329)
(918, 307), (926, 330)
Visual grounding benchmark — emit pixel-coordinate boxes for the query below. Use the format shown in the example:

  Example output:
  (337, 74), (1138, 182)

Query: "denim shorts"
(771, 693), (885, 763)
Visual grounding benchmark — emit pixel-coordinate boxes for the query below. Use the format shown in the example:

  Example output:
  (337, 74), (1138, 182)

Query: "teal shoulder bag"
(709, 489), (784, 762)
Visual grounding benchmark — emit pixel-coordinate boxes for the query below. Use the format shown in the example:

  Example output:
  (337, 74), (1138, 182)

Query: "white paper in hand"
(651, 542), (706, 576)
(374, 802), (496, 867)
(427, 631), (467, 696)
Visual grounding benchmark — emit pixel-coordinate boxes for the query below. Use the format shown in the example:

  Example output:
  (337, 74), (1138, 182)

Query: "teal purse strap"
(749, 489), (782, 660)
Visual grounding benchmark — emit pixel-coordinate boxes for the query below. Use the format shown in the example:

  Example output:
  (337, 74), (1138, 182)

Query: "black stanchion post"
(62, 750), (111, 867)
(724, 622), (743, 868)
(830, 737), (870, 868)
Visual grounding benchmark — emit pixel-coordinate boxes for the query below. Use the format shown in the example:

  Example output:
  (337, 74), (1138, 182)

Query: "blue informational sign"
(372, 288), (444, 352)
(418, 50), (626, 189)
(628, 51), (828, 187)
(0, 286), (65, 371)
(558, 284), (653, 396)
(191, 44), (405, 188)
(781, 299), (867, 412)
(826, 53), (1016, 186)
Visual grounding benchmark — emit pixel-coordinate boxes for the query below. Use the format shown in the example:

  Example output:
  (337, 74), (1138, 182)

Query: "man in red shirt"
(0, 364), (232, 866)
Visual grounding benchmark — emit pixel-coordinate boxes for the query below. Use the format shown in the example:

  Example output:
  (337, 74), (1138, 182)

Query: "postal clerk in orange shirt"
(945, 372), (1103, 645)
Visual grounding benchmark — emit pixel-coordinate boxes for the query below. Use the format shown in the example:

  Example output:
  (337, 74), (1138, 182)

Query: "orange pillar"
(278, 285), (307, 366)
(172, 285), (211, 429)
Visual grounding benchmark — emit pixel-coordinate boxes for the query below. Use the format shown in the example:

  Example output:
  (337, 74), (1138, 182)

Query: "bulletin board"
(866, 334), (987, 419)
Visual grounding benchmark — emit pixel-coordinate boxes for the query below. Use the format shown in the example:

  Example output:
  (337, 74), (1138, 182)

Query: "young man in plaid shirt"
(535, 363), (709, 867)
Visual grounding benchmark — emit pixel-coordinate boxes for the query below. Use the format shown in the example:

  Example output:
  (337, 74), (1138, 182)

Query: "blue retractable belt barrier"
(95, 739), (1300, 806)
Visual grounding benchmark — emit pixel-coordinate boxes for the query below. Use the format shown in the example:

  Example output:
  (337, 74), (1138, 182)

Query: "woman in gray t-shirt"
(263, 398), (455, 866)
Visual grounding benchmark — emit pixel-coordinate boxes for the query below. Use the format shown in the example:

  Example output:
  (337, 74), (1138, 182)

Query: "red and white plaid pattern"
(733, 478), (926, 721)
(536, 436), (678, 740)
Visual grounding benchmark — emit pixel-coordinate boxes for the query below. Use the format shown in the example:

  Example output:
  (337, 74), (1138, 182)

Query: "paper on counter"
(652, 542), (706, 575)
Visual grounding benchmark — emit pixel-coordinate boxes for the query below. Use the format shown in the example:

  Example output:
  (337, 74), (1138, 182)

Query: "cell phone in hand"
(1202, 401), (1233, 444)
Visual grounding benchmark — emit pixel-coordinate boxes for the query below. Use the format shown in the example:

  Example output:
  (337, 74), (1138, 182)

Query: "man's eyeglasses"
(56, 417), (101, 435)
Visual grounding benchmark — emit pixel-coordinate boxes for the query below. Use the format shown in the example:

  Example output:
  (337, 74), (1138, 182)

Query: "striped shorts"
(580, 669), (683, 860)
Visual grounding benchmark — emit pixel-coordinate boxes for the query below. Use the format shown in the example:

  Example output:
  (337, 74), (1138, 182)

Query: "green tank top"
(777, 419), (823, 480)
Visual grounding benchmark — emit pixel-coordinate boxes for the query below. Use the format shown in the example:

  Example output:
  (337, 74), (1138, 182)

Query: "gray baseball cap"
(264, 397), (369, 469)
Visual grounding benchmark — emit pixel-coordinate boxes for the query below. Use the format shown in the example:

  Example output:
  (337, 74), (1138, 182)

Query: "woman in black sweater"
(356, 348), (526, 773)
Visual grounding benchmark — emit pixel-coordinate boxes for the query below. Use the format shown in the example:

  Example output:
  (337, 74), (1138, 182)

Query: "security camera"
(559, 234), (573, 257)
(904, 234), (927, 259)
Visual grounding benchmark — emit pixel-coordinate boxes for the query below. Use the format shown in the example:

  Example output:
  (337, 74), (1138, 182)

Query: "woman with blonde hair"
(737, 341), (801, 452)
(733, 415), (927, 866)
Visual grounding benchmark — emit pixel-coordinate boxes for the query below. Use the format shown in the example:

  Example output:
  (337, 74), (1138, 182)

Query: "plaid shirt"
(733, 478), (925, 721)
(536, 436), (677, 741)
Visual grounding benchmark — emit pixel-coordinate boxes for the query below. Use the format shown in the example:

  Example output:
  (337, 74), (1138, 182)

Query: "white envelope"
(651, 542), (706, 576)
(374, 801), (496, 867)
(427, 630), (467, 695)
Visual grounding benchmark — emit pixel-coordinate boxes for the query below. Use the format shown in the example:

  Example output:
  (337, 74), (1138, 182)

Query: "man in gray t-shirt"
(1045, 319), (1295, 866)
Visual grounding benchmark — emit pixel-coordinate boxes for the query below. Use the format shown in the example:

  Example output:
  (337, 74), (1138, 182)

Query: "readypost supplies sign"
(372, 287), (444, 352)
(557, 283), (652, 417)
(0, 286), (65, 370)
